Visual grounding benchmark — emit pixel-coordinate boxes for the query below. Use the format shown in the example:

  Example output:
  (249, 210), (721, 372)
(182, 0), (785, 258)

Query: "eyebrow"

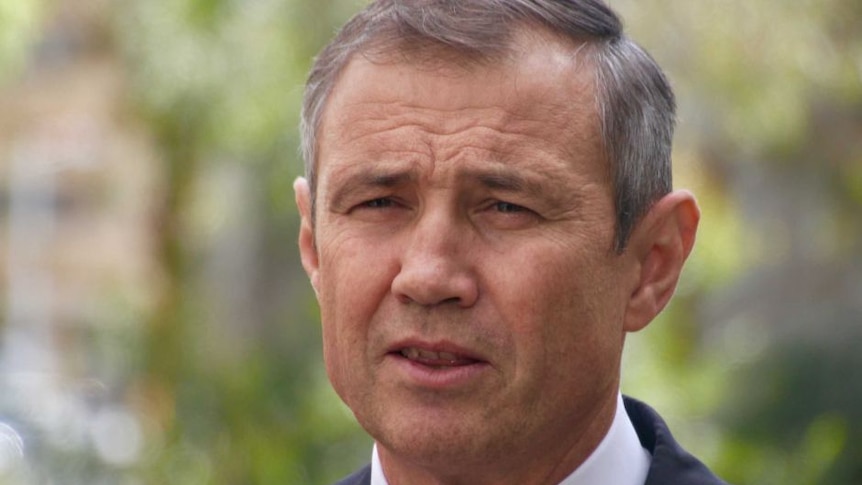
(325, 163), (566, 210)
(470, 169), (549, 199)
(327, 167), (416, 209)
(476, 171), (528, 192)
(362, 170), (415, 188)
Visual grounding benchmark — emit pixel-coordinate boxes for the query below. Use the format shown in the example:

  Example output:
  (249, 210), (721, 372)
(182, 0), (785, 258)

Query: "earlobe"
(294, 177), (321, 297)
(623, 190), (700, 332)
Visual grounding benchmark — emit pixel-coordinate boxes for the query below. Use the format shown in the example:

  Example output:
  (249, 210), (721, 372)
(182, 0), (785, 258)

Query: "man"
(294, 0), (727, 484)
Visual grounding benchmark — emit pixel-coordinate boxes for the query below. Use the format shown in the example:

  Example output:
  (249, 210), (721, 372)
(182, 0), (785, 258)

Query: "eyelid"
(352, 195), (406, 212)
(493, 201), (527, 212)
(482, 198), (532, 213)
(366, 197), (399, 208)
(471, 199), (540, 231)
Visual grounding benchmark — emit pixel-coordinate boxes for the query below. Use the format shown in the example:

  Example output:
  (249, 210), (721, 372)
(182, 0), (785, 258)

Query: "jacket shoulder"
(332, 464), (372, 485)
(624, 396), (731, 485)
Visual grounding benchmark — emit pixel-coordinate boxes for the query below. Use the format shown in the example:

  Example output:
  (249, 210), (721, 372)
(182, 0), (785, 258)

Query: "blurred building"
(0, 0), (161, 479)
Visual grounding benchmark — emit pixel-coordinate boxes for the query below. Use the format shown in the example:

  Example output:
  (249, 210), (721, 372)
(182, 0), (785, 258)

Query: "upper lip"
(386, 339), (488, 363)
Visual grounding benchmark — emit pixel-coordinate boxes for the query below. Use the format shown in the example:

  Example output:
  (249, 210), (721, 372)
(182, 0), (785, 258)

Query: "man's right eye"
(347, 197), (407, 222)
(360, 198), (394, 209)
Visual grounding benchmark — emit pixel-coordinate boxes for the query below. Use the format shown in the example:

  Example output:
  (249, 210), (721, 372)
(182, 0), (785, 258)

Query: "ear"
(294, 177), (320, 297)
(623, 190), (699, 332)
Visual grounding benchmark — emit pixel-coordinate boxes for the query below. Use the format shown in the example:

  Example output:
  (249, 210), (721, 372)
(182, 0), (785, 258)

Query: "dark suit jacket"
(333, 396), (728, 485)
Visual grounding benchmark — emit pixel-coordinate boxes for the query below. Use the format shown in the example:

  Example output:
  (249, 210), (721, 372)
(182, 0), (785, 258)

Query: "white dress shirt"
(371, 393), (651, 485)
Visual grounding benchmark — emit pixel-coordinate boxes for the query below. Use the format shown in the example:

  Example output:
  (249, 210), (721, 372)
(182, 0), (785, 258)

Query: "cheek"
(316, 236), (399, 391)
(494, 244), (624, 371)
(320, 302), (369, 409)
(317, 230), (387, 314)
(319, 255), (396, 332)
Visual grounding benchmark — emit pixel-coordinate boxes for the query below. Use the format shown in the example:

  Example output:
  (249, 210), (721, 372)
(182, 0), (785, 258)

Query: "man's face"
(298, 31), (642, 476)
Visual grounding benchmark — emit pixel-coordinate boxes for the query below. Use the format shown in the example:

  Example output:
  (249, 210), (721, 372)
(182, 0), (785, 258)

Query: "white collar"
(371, 393), (651, 485)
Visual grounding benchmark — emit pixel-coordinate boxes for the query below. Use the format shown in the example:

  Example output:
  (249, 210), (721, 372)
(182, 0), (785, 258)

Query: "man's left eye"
(480, 200), (540, 229)
(493, 201), (526, 213)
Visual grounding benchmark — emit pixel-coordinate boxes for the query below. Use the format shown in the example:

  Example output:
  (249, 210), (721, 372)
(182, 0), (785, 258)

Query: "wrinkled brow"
(469, 168), (551, 200)
(326, 167), (417, 209)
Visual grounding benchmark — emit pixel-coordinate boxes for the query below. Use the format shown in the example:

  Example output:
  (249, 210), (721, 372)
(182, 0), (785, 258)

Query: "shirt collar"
(371, 393), (651, 485)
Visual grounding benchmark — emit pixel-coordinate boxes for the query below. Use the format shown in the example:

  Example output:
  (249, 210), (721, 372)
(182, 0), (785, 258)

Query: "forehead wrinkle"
(332, 121), (435, 156)
(354, 102), (524, 139)
(431, 123), (576, 176)
(331, 66), (564, 129)
(425, 100), (595, 169)
(322, 149), (427, 185)
(326, 60), (593, 148)
(359, 169), (414, 195)
(331, 101), (571, 165)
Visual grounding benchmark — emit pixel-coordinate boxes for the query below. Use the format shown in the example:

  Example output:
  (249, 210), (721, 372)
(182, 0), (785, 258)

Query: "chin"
(366, 404), (517, 469)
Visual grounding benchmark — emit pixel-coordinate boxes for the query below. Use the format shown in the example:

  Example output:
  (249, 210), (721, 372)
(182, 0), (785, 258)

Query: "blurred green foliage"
(0, 1), (43, 83)
(1, 0), (860, 484)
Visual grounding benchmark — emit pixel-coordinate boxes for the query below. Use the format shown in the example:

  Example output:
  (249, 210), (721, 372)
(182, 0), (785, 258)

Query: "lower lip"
(386, 354), (490, 390)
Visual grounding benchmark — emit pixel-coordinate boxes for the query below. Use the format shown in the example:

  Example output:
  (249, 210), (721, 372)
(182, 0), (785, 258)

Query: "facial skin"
(296, 28), (699, 485)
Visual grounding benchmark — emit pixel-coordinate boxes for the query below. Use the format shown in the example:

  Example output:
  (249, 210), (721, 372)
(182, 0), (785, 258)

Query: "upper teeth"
(401, 347), (459, 362)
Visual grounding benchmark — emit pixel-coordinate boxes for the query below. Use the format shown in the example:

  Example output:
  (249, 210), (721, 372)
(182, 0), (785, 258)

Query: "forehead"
(316, 27), (604, 181)
(330, 28), (596, 117)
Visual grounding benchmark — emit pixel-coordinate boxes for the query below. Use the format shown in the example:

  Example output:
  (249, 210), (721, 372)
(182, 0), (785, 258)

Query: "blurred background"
(0, 0), (860, 483)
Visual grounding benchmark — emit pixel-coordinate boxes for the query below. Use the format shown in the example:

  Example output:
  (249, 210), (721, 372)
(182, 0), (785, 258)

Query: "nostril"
(394, 292), (467, 307)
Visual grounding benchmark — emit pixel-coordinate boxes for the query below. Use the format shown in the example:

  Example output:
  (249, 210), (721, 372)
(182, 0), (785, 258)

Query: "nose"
(390, 213), (479, 308)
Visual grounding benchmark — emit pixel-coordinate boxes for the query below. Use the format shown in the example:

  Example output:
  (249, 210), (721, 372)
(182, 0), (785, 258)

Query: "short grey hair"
(300, 0), (675, 251)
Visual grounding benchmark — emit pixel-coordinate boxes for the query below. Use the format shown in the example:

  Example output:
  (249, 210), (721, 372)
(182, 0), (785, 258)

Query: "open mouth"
(394, 346), (483, 368)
